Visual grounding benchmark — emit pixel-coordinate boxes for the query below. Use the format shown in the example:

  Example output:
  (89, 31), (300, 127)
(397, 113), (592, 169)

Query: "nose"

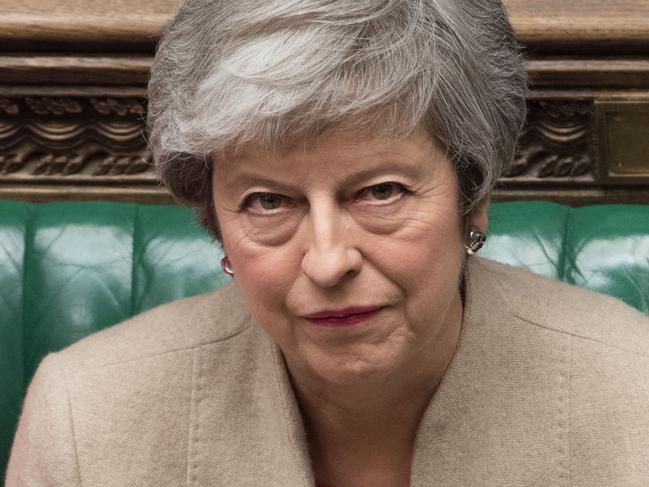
(301, 202), (362, 288)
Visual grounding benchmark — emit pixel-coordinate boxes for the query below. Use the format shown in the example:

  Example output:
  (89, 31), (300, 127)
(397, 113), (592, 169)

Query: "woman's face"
(213, 126), (484, 387)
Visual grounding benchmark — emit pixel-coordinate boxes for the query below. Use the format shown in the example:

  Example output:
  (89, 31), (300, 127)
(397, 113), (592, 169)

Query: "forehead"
(213, 126), (447, 184)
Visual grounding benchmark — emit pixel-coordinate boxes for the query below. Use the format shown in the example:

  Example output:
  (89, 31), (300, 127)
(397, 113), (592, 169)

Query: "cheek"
(369, 206), (464, 317)
(215, 197), (306, 345)
(221, 232), (299, 339)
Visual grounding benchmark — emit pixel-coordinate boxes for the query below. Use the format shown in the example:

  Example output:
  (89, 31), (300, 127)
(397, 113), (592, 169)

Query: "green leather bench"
(1, 200), (649, 478)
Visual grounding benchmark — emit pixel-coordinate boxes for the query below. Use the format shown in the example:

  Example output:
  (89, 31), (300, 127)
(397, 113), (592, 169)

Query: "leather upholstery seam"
(130, 204), (140, 317)
(20, 204), (33, 392)
(513, 312), (649, 358)
(558, 206), (572, 282)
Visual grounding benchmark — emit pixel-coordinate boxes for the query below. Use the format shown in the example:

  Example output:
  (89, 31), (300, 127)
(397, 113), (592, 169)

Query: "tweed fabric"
(6, 257), (649, 486)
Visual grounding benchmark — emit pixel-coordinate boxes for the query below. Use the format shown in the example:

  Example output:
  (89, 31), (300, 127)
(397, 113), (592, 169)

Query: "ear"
(467, 198), (490, 234)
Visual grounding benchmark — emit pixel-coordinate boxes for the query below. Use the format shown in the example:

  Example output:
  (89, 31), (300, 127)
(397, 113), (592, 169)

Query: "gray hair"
(147, 0), (527, 239)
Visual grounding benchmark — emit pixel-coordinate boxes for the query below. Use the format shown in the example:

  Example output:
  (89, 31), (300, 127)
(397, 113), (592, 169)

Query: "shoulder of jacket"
(474, 257), (649, 357)
(54, 282), (254, 369)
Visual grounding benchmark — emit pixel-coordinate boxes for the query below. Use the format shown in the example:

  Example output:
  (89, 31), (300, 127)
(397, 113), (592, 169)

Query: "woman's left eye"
(356, 182), (407, 203)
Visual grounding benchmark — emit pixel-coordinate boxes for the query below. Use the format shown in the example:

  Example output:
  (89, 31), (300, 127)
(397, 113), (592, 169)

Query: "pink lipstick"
(304, 306), (384, 328)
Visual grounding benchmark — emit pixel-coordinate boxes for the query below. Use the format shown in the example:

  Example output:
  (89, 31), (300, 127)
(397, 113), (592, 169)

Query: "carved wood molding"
(526, 59), (649, 89)
(2, 0), (648, 54)
(5, 55), (649, 88)
(0, 94), (597, 187)
(0, 96), (152, 184)
(0, 55), (151, 86)
(506, 100), (593, 183)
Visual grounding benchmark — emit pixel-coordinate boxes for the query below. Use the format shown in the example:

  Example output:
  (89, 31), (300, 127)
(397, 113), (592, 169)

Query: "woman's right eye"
(242, 193), (287, 213)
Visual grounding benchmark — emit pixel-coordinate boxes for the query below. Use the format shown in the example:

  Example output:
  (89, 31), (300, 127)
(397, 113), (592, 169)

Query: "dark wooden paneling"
(506, 0), (649, 54)
(6, 56), (649, 89)
(0, 0), (182, 51)
(1, 0), (648, 205)
(0, 55), (151, 85)
(527, 59), (649, 89)
(1, 0), (649, 53)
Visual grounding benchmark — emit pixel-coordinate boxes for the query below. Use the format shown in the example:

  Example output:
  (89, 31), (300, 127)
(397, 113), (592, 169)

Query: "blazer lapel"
(187, 323), (314, 486)
(411, 258), (570, 486)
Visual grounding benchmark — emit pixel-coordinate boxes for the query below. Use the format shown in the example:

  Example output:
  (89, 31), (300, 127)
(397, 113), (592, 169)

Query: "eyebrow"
(341, 161), (424, 188)
(226, 174), (300, 194)
(227, 160), (425, 194)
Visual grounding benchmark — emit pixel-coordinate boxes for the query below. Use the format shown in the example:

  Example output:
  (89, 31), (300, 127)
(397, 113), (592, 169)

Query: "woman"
(7, 1), (649, 486)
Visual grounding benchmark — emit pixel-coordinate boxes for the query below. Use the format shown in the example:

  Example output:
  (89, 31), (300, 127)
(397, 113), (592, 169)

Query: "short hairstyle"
(147, 0), (528, 240)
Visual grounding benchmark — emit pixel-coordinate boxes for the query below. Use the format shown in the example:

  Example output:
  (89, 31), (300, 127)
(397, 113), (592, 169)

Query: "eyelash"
(353, 182), (408, 203)
(241, 182), (409, 214)
(240, 193), (288, 213)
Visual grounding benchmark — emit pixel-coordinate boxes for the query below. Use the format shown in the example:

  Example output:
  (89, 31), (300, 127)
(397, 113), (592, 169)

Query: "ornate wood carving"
(0, 96), (152, 184)
(507, 100), (593, 183)
(0, 95), (599, 188)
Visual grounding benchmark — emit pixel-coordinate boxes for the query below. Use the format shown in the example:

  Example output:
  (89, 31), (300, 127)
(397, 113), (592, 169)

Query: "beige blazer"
(6, 257), (649, 486)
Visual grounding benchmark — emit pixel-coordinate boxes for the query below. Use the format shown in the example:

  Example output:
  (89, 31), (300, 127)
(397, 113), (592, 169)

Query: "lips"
(304, 306), (384, 327)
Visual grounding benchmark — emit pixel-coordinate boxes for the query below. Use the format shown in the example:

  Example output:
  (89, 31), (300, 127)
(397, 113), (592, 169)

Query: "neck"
(288, 293), (463, 486)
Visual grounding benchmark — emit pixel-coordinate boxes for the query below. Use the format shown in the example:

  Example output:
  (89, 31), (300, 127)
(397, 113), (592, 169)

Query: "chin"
(303, 344), (406, 387)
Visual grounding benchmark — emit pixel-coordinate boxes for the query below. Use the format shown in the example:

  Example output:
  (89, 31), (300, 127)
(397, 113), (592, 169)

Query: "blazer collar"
(410, 257), (569, 485)
(191, 257), (568, 486)
(188, 321), (314, 486)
